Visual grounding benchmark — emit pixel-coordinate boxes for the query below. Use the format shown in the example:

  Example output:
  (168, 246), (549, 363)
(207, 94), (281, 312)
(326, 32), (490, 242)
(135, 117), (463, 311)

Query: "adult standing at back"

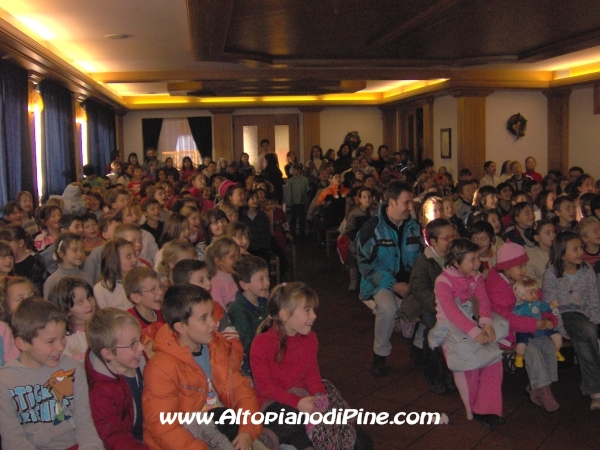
(524, 157), (543, 183)
(257, 138), (279, 172)
(357, 181), (424, 376)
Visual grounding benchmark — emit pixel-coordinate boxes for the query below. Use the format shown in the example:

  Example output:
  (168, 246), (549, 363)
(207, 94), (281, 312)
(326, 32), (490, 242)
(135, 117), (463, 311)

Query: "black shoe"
(473, 414), (505, 430)
(428, 379), (447, 395)
(353, 425), (374, 450)
(371, 354), (392, 377)
(444, 370), (457, 392)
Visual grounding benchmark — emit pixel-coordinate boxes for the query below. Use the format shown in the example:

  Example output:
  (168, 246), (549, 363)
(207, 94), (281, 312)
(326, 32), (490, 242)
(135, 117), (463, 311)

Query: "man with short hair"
(142, 147), (164, 174)
(257, 138), (279, 171)
(357, 181), (424, 376)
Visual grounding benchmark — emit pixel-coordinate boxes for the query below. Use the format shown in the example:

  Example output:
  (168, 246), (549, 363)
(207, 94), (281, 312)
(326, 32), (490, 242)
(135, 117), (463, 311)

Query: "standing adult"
(261, 153), (284, 204)
(142, 148), (164, 175)
(357, 181), (424, 376)
(257, 138), (279, 172)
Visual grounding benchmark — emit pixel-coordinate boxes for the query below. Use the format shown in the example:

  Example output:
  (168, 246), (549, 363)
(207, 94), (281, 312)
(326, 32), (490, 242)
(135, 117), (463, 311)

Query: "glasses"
(115, 340), (141, 351)
(137, 286), (164, 295)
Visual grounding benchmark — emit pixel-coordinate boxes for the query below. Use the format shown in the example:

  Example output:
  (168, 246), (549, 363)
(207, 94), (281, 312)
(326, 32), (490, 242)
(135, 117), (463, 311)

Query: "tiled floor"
(294, 240), (600, 450)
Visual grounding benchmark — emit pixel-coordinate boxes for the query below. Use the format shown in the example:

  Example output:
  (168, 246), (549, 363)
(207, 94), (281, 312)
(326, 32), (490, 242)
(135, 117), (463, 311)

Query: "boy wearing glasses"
(125, 267), (165, 343)
(0, 297), (102, 449)
(85, 307), (148, 449)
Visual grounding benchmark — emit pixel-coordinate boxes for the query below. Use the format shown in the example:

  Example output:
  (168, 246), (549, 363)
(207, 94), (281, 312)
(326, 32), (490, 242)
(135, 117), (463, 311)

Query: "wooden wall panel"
(379, 106), (398, 153)
(544, 89), (571, 175)
(210, 110), (234, 161)
(456, 96), (487, 181)
(422, 98), (434, 161)
(299, 107), (323, 163)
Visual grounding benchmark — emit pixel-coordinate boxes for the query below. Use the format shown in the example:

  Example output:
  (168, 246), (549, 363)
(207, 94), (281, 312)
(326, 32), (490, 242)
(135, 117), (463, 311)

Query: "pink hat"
(496, 242), (529, 271)
(218, 180), (237, 199)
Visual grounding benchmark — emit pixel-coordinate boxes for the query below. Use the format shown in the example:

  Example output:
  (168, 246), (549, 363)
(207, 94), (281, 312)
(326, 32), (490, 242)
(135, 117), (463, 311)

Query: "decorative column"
(210, 109), (235, 161)
(72, 93), (86, 181)
(453, 89), (493, 181)
(299, 107), (324, 163)
(378, 104), (398, 153)
(421, 97), (434, 161)
(544, 88), (571, 175)
(27, 71), (43, 204)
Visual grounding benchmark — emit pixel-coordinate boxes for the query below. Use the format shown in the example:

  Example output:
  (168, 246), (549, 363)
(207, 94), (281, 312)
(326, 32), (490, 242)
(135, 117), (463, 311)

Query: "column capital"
(450, 88), (494, 98)
(298, 106), (325, 113)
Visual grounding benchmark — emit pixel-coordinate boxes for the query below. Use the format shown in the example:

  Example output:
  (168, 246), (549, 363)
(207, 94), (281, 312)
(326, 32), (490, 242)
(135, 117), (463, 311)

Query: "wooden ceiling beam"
(187, 0), (234, 61)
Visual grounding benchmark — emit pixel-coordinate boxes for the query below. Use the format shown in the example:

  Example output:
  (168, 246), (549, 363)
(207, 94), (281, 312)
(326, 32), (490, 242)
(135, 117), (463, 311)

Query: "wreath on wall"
(344, 131), (361, 149)
(507, 113), (527, 140)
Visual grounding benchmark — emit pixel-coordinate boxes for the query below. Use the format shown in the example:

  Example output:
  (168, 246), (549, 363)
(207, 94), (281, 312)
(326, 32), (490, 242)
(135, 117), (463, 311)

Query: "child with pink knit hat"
(486, 242), (560, 412)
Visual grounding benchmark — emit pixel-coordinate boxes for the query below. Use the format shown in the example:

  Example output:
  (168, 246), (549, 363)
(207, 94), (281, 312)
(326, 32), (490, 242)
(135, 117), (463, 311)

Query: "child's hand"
(544, 319), (555, 330)
(393, 282), (410, 298)
(536, 319), (547, 330)
(482, 324), (496, 343)
(232, 432), (253, 450)
(550, 300), (559, 310)
(298, 396), (315, 413)
(474, 332), (487, 344)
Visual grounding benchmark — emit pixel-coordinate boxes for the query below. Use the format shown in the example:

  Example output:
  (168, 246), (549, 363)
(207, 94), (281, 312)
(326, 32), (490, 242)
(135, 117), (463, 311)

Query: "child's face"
(134, 278), (163, 311)
(503, 263), (527, 283)
(209, 217), (227, 237)
(189, 268), (211, 291)
(247, 195), (260, 209)
(546, 192), (557, 210)
(455, 251), (480, 277)
(230, 188), (245, 207)
(192, 176), (205, 189)
(177, 301), (216, 347)
(460, 184), (475, 203)
(512, 162), (523, 176)
(486, 163), (496, 176)
(188, 212), (201, 232)
(430, 226), (454, 255)
(6, 208), (23, 225)
(579, 177), (595, 195)
(471, 232), (491, 253)
(232, 232), (249, 254)
(556, 201), (576, 222)
(359, 191), (373, 209)
(178, 222), (191, 241)
(133, 168), (143, 179)
(70, 286), (95, 327)
(487, 214), (502, 234)
(83, 219), (99, 240)
(112, 194), (129, 211)
(243, 269), (270, 299)
(281, 299), (316, 337)
(529, 184), (542, 201)
(154, 189), (166, 205)
(520, 288), (538, 302)
(119, 244), (138, 275)
(582, 222), (600, 246)
(67, 220), (84, 236)
(106, 324), (143, 375)
(535, 224), (556, 248)
(0, 253), (13, 275)
(19, 195), (33, 213)
(60, 240), (85, 268)
(515, 205), (535, 228)
(513, 194), (528, 205)
(6, 283), (34, 315)
(425, 202), (443, 222)
(47, 210), (62, 230)
(443, 200), (454, 218)
(364, 177), (375, 188)
(499, 187), (512, 202)
(217, 248), (239, 274)
(484, 194), (498, 210)
(146, 204), (162, 222)
(262, 200), (275, 212)
(563, 238), (584, 266)
(18, 321), (66, 369)
(123, 231), (143, 258)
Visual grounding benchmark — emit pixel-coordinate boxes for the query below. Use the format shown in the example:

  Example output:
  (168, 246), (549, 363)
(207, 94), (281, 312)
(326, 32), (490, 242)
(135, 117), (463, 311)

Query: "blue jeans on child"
(516, 329), (558, 345)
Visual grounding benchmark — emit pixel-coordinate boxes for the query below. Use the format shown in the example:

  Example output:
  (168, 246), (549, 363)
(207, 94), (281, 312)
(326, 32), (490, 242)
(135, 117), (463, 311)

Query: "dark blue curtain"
(85, 98), (115, 176)
(187, 116), (212, 159)
(0, 60), (33, 207)
(40, 79), (75, 201)
(142, 118), (163, 159)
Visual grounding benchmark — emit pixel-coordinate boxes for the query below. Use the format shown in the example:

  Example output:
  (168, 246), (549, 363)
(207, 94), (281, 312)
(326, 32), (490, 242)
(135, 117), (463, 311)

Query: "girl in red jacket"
(250, 282), (372, 450)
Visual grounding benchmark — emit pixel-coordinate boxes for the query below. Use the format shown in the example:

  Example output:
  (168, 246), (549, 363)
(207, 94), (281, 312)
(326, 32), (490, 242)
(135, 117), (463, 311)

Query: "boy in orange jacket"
(142, 283), (262, 450)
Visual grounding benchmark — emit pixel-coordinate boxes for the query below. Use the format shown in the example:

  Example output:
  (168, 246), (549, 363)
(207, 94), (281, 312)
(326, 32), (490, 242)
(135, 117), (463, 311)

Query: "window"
(157, 119), (201, 168)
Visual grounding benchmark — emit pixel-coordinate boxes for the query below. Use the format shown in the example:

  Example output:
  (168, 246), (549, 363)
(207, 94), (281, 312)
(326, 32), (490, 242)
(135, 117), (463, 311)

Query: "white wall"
(569, 87), (600, 179)
(486, 91), (548, 176)
(433, 95), (458, 178)
(123, 109), (212, 161)
(319, 107), (383, 154)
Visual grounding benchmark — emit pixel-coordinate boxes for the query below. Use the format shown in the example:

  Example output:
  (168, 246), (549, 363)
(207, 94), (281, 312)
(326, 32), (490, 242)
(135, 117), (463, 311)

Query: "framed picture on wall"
(440, 128), (451, 159)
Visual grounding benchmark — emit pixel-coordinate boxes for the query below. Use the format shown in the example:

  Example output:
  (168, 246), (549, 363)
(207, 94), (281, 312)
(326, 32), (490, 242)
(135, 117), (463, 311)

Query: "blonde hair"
(575, 216), (600, 239)
(257, 282), (319, 362)
(86, 307), (141, 360)
(513, 276), (539, 303)
(0, 276), (37, 322)
(158, 239), (195, 282)
(205, 236), (239, 276)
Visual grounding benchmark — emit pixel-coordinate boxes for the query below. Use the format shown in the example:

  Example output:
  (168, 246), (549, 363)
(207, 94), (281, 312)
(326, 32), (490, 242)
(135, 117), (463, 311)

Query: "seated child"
(228, 255), (270, 376)
(140, 198), (164, 246)
(43, 232), (93, 298)
(85, 307), (149, 449)
(94, 238), (139, 310)
(143, 283), (262, 450)
(84, 215), (123, 284)
(82, 212), (105, 256)
(114, 223), (153, 268)
(512, 276), (564, 368)
(124, 267), (165, 350)
(48, 276), (97, 361)
(470, 221), (497, 279)
(206, 236), (241, 311)
(225, 221), (250, 256)
(552, 195), (577, 232)
(0, 297), (102, 448)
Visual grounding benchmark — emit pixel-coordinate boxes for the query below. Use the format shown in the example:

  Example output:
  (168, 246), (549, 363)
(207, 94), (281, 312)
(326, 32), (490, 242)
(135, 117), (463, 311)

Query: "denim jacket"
(357, 203), (423, 300)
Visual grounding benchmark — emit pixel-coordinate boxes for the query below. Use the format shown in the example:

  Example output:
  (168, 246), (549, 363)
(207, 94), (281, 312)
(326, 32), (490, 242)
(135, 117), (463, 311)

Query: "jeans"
(524, 335), (558, 389)
(373, 289), (398, 357)
(290, 204), (306, 237)
(562, 311), (600, 395)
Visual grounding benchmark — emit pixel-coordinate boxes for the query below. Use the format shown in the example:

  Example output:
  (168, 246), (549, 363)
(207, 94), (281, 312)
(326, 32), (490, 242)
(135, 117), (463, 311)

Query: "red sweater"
(250, 327), (325, 409)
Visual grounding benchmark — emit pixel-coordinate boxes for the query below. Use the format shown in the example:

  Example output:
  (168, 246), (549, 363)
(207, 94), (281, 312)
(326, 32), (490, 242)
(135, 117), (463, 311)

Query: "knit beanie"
(218, 180), (236, 199)
(495, 242), (529, 271)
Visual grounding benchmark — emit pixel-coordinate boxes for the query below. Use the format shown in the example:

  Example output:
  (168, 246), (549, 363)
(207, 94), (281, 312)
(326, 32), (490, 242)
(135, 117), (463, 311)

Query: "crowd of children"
(2, 146), (600, 448)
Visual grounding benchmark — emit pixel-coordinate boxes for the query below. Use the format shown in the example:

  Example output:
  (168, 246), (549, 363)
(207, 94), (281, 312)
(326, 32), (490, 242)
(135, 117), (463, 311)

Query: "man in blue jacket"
(357, 181), (424, 376)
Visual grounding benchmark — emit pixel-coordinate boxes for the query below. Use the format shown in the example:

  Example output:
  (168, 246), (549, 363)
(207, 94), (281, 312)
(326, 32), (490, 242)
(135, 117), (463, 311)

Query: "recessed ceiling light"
(105, 34), (132, 40)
